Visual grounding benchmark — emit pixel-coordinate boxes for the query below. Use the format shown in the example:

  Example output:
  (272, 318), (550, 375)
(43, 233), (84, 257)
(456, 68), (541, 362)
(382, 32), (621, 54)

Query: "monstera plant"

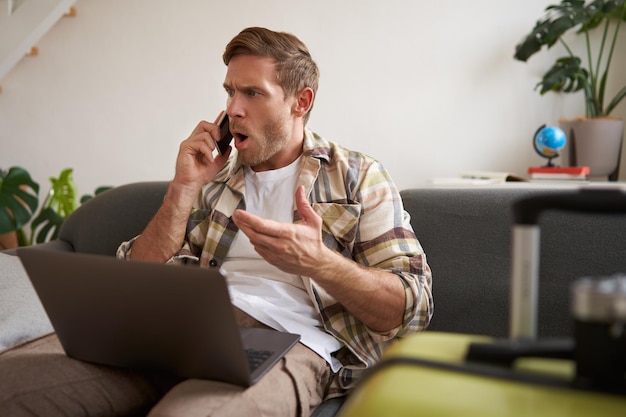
(0, 167), (39, 248)
(0, 167), (111, 249)
(514, 0), (626, 118)
(514, 0), (626, 179)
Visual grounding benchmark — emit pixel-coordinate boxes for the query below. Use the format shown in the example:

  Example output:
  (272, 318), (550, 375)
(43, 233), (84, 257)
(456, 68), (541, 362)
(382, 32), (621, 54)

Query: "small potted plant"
(514, 0), (626, 179)
(0, 167), (39, 249)
(0, 166), (111, 249)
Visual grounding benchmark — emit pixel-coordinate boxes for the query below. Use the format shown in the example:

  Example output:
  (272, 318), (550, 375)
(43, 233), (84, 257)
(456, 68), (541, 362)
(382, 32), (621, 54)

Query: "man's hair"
(223, 27), (319, 122)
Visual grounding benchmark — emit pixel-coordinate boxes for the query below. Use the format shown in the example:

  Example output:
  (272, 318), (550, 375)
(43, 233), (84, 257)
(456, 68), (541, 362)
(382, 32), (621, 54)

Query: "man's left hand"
(232, 185), (330, 276)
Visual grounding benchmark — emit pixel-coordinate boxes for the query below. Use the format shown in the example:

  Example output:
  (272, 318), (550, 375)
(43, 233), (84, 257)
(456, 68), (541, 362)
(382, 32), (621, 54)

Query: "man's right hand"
(172, 115), (232, 199)
(129, 116), (231, 263)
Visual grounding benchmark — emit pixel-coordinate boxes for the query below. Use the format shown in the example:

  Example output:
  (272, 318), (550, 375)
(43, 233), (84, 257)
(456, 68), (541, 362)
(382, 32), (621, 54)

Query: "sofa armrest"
(58, 181), (169, 256)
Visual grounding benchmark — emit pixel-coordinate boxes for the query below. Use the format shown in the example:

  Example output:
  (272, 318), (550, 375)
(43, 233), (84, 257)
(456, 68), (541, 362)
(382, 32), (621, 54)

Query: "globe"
(533, 125), (567, 165)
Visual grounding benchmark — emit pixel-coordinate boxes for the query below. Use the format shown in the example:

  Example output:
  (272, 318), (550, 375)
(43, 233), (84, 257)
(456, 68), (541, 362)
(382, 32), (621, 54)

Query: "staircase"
(0, 0), (77, 93)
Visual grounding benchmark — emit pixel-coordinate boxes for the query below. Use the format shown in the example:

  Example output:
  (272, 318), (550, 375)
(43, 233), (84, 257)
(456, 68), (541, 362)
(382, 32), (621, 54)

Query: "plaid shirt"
(118, 129), (433, 393)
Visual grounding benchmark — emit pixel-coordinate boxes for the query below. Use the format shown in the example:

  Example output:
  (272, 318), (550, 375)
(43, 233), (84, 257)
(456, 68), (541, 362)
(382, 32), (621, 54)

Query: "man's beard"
(238, 116), (290, 169)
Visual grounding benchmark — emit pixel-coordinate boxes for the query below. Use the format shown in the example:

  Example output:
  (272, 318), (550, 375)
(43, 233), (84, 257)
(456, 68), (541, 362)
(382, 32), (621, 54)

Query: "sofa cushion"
(0, 253), (53, 353)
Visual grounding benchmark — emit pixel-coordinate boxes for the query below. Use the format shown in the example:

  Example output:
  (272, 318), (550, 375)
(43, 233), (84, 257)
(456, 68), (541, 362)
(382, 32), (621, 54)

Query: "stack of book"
(527, 166), (590, 181)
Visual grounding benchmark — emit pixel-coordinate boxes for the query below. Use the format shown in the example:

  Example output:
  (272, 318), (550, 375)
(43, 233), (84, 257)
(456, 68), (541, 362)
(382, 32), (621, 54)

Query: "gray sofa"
(402, 186), (626, 338)
(3, 181), (626, 416)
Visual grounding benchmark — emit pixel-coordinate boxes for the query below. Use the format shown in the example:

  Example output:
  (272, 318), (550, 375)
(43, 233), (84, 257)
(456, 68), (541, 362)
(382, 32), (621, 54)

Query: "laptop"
(17, 248), (300, 387)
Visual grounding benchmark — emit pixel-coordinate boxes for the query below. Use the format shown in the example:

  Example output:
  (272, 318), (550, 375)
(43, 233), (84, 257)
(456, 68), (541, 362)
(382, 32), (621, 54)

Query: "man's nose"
(226, 94), (244, 119)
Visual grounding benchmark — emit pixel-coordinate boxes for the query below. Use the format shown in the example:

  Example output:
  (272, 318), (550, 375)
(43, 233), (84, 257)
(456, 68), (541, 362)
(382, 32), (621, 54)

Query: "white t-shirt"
(220, 157), (343, 372)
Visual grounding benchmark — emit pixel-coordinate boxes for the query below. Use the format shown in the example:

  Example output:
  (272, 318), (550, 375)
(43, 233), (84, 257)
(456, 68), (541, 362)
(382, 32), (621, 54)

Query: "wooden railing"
(0, 0), (77, 94)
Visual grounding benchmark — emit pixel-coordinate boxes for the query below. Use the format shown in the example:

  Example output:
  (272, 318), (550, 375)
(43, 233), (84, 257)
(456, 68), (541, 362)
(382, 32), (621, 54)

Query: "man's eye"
(247, 90), (258, 97)
(225, 88), (234, 97)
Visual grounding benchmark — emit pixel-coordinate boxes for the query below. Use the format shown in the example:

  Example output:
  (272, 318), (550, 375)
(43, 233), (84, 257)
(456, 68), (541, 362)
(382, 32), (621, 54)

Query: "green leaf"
(514, 0), (626, 117)
(536, 56), (589, 94)
(514, 0), (587, 62)
(0, 167), (40, 234)
(579, 0), (626, 32)
(80, 185), (113, 204)
(30, 207), (64, 244)
(94, 186), (113, 195)
(41, 168), (78, 219)
(1, 194), (32, 229)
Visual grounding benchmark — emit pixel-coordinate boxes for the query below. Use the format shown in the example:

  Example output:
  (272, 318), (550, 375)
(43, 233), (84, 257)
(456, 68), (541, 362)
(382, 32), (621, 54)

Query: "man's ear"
(293, 87), (314, 118)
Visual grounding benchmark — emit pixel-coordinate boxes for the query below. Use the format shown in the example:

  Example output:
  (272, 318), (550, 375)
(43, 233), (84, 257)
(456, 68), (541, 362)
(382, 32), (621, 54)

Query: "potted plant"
(514, 0), (626, 179)
(0, 166), (111, 249)
(0, 167), (39, 249)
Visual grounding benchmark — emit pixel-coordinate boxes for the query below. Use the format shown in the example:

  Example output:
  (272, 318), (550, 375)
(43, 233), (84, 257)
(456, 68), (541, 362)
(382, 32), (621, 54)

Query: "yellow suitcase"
(339, 190), (626, 416)
(338, 332), (626, 417)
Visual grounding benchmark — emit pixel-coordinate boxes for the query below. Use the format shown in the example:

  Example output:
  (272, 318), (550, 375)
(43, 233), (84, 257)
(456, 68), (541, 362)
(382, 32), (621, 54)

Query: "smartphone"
(214, 112), (233, 155)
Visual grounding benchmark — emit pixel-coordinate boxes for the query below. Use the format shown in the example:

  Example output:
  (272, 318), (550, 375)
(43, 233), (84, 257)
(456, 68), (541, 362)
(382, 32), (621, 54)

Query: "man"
(117, 26), (433, 416)
(1, 27), (432, 417)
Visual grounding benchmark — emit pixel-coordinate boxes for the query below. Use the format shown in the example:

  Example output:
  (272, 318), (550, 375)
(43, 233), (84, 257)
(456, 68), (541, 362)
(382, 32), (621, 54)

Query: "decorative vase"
(0, 231), (18, 250)
(558, 118), (624, 181)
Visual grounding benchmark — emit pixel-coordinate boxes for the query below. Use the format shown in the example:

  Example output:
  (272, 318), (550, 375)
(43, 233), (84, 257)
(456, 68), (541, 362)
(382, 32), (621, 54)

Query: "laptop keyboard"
(245, 348), (273, 372)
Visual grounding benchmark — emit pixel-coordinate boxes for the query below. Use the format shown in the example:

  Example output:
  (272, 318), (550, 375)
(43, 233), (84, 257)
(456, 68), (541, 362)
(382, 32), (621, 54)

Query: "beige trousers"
(0, 309), (332, 417)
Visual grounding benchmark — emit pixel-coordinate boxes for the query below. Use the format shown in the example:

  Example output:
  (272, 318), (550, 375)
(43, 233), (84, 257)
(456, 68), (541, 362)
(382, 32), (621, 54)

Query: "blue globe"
(534, 125), (566, 158)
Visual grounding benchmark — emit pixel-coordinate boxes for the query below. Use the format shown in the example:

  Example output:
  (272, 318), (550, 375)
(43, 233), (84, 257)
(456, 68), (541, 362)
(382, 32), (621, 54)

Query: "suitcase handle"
(510, 188), (626, 340)
(513, 188), (626, 224)
(466, 338), (573, 366)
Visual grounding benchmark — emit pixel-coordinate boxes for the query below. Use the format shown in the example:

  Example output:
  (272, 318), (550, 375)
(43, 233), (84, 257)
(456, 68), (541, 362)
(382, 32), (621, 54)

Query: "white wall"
(1, 0), (625, 196)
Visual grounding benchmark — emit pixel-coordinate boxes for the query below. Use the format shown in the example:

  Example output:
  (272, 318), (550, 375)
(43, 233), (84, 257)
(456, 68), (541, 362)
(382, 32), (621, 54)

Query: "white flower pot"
(559, 118), (624, 181)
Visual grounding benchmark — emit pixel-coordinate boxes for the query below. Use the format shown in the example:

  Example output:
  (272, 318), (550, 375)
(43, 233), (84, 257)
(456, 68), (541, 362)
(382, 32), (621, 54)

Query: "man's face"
(223, 55), (301, 172)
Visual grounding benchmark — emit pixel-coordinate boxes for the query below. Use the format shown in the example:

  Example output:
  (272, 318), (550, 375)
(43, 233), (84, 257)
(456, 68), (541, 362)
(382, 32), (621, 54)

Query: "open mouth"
(230, 121), (249, 147)
(234, 133), (248, 143)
